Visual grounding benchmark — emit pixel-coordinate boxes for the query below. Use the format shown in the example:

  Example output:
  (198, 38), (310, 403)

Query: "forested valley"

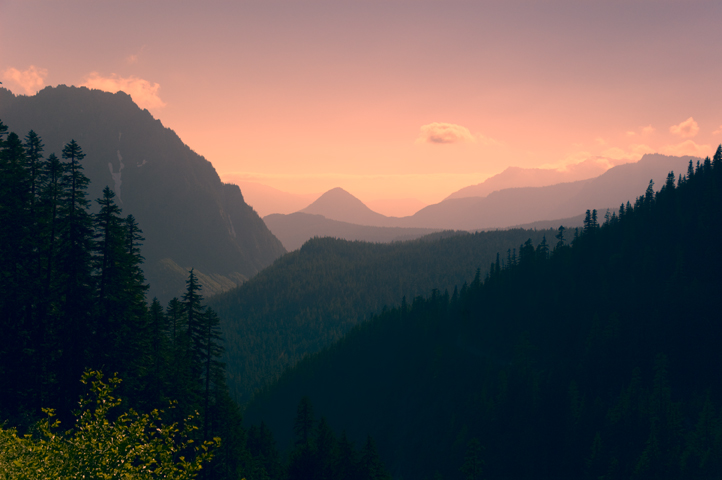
(209, 228), (557, 403)
(2, 114), (722, 479)
(245, 153), (722, 479)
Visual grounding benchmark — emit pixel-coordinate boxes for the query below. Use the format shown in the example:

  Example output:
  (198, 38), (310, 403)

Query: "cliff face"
(0, 85), (286, 302)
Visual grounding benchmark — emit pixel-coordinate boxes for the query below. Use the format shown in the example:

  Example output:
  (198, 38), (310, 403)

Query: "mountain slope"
(263, 212), (439, 251)
(547, 153), (697, 218)
(445, 157), (615, 200)
(0, 86), (286, 302)
(207, 228), (558, 403)
(245, 153), (722, 479)
(405, 179), (592, 230)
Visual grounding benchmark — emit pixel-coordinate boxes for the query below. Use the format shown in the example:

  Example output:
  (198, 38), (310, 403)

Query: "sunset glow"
(2, 0), (722, 211)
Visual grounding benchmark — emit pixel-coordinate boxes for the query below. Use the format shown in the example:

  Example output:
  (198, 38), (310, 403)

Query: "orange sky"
(2, 0), (722, 212)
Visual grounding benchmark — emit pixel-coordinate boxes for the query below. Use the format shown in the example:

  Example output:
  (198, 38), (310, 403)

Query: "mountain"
(220, 178), (320, 217)
(285, 156), (696, 234)
(244, 153), (722, 479)
(300, 187), (398, 227)
(263, 212), (439, 251)
(0, 86), (286, 303)
(207, 227), (558, 403)
(546, 153), (698, 219)
(398, 153), (699, 230)
(445, 157), (617, 200)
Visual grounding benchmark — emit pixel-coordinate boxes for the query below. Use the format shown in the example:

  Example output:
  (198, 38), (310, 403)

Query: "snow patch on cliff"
(108, 132), (125, 204)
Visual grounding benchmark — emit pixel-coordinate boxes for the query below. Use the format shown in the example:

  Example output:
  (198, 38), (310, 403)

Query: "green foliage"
(0, 370), (218, 480)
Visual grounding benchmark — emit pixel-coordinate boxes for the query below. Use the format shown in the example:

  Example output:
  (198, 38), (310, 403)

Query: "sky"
(2, 0), (722, 213)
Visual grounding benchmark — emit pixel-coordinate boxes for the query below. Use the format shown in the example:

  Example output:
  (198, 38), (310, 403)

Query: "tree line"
(0, 120), (391, 479)
(246, 149), (722, 479)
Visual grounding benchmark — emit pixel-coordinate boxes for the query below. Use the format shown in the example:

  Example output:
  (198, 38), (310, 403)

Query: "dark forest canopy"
(209, 227), (558, 403)
(0, 121), (391, 479)
(245, 150), (722, 479)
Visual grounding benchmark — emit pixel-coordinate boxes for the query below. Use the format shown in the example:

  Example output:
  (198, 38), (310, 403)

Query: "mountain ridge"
(444, 156), (618, 200)
(0, 85), (286, 302)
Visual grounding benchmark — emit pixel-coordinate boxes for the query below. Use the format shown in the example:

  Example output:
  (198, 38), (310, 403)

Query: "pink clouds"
(600, 144), (655, 162)
(660, 140), (710, 157)
(669, 117), (699, 138)
(81, 72), (166, 110)
(2, 66), (48, 95)
(417, 122), (477, 144)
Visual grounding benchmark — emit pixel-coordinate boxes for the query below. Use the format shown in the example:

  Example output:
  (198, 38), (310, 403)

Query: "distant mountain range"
(273, 154), (699, 234)
(264, 212), (439, 251)
(0, 86), (286, 303)
(404, 154), (698, 230)
(444, 156), (619, 200)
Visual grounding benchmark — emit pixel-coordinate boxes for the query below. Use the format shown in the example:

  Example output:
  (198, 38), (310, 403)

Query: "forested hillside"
(0, 120), (390, 479)
(0, 86), (285, 303)
(209, 228), (557, 403)
(245, 152), (722, 479)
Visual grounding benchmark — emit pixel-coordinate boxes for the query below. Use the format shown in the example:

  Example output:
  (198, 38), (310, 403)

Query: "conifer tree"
(359, 436), (391, 480)
(183, 269), (206, 362)
(332, 431), (358, 480)
(315, 417), (337, 480)
(555, 225), (566, 249)
(145, 297), (169, 406)
(95, 186), (125, 317)
(294, 396), (315, 447)
(56, 139), (95, 411)
(460, 438), (484, 480)
(289, 396), (318, 480)
(0, 131), (31, 419)
(200, 307), (224, 441)
(247, 422), (282, 479)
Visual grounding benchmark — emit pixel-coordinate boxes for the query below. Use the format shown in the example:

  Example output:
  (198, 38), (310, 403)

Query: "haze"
(2, 0), (722, 215)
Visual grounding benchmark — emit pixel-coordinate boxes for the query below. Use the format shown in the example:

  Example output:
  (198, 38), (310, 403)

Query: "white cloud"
(669, 117), (699, 138)
(417, 122), (485, 144)
(81, 72), (166, 110)
(2, 66), (48, 95)
(660, 140), (710, 157)
(641, 125), (655, 135)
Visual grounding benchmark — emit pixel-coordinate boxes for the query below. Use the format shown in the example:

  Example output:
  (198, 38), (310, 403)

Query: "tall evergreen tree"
(358, 436), (390, 480)
(460, 438), (484, 480)
(200, 307), (224, 441)
(56, 139), (95, 413)
(0, 131), (31, 420)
